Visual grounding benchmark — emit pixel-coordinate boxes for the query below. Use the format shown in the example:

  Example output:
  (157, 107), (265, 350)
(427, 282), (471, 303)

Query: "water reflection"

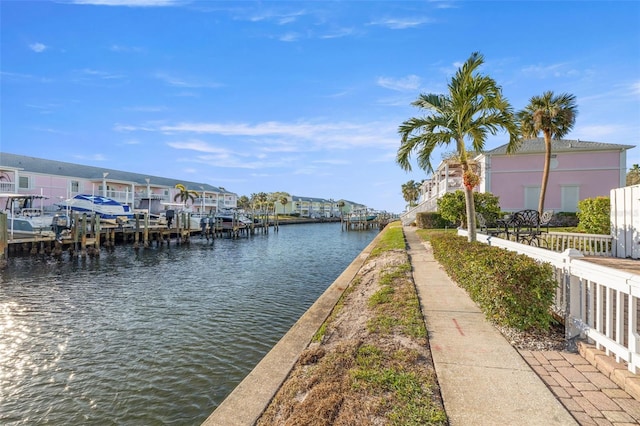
(0, 222), (376, 424)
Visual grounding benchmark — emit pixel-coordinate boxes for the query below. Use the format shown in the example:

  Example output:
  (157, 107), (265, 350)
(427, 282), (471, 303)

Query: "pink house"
(0, 152), (238, 214)
(478, 139), (633, 212)
(402, 139), (633, 224)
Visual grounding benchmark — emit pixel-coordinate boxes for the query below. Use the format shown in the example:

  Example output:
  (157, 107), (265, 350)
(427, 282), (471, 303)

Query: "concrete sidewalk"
(405, 227), (577, 425)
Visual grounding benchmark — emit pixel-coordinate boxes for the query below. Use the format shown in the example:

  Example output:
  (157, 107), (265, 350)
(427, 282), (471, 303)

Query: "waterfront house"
(0, 152), (238, 214)
(285, 196), (350, 218)
(403, 138), (634, 224)
(477, 138), (632, 212)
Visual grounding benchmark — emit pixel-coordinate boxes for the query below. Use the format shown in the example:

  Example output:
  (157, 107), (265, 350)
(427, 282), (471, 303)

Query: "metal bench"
(476, 213), (507, 237)
(508, 209), (546, 246)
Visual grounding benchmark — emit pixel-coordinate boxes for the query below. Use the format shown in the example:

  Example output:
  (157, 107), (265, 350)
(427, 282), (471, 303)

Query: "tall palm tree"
(253, 192), (268, 212)
(279, 196), (289, 214)
(517, 91), (578, 214)
(237, 195), (250, 211)
(173, 183), (198, 207)
(401, 180), (421, 207)
(397, 52), (519, 242)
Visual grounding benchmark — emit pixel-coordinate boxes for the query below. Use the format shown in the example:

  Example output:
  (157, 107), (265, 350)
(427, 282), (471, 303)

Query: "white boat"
(215, 209), (254, 228)
(349, 209), (378, 221)
(58, 194), (134, 222)
(0, 193), (57, 239)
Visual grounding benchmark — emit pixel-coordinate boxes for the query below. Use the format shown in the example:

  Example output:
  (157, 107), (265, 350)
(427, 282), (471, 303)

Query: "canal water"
(0, 222), (378, 425)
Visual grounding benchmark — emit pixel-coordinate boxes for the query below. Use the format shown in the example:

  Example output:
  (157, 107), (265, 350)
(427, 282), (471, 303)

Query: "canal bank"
(202, 225), (385, 425)
(204, 226), (640, 425)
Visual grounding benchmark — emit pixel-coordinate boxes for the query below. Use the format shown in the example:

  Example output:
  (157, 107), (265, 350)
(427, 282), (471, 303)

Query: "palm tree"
(397, 52), (519, 242)
(401, 180), (421, 208)
(517, 91), (578, 214)
(279, 196), (289, 214)
(237, 195), (251, 211)
(253, 192), (268, 212)
(627, 164), (640, 186)
(173, 183), (198, 207)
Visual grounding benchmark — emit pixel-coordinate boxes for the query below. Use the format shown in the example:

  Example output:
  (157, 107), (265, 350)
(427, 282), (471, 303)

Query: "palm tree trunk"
(459, 143), (477, 242)
(464, 186), (477, 242)
(538, 133), (552, 215)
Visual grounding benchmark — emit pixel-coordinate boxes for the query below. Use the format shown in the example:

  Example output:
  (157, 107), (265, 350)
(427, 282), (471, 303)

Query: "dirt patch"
(256, 249), (447, 426)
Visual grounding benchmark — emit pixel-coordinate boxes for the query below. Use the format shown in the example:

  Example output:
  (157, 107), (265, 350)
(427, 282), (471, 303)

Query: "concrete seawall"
(201, 230), (384, 426)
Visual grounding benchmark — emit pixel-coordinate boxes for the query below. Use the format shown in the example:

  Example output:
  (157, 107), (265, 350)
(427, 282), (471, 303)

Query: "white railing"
(0, 182), (15, 192)
(399, 201), (436, 225)
(460, 229), (640, 373)
(542, 232), (613, 256)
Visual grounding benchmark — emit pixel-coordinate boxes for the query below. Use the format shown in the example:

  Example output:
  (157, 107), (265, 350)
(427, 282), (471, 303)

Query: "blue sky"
(1, 1), (639, 213)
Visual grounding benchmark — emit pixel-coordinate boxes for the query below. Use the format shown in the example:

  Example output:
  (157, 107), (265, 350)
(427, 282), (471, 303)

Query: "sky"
(1, 1), (639, 213)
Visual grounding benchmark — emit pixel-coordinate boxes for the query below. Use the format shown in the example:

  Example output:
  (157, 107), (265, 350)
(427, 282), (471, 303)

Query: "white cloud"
(377, 75), (421, 92)
(369, 17), (433, 29)
(155, 72), (222, 88)
(521, 62), (580, 79)
(320, 28), (355, 39)
(80, 68), (125, 79)
(117, 119), (400, 152)
(278, 32), (300, 42)
(166, 139), (232, 154)
(313, 158), (350, 165)
(29, 42), (47, 53)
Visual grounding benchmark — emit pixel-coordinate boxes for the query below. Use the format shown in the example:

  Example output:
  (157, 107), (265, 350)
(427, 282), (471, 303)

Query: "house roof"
(0, 152), (230, 193)
(484, 138), (635, 156)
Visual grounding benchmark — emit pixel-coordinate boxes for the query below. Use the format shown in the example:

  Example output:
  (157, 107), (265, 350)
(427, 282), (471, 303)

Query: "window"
(70, 180), (79, 193)
(524, 186), (540, 210)
(18, 176), (30, 189)
(561, 185), (580, 212)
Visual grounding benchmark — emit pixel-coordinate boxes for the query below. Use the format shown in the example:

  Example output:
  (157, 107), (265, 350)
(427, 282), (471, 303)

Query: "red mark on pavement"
(452, 318), (465, 336)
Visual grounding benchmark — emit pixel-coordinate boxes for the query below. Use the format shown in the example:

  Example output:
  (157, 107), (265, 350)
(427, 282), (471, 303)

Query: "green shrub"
(415, 212), (451, 229)
(437, 191), (501, 228)
(428, 233), (556, 331)
(577, 197), (610, 235)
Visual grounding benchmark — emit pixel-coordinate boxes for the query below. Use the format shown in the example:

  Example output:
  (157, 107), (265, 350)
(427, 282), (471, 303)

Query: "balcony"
(0, 182), (16, 193)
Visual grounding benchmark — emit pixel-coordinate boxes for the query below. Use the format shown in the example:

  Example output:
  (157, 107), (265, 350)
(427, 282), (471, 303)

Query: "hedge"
(415, 212), (451, 229)
(428, 232), (556, 331)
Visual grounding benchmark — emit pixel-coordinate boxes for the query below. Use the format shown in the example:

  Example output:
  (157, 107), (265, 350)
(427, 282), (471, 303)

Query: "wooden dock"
(342, 213), (392, 231)
(0, 211), (274, 268)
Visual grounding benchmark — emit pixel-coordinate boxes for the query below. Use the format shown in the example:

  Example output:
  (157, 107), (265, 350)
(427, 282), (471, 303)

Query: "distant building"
(283, 196), (365, 218)
(0, 152), (238, 214)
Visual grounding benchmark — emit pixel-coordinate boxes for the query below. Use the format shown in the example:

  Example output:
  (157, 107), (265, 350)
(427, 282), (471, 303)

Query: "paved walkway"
(404, 227), (640, 426)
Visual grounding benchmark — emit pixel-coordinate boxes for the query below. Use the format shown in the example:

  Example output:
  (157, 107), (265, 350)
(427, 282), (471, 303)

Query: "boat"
(0, 193), (57, 239)
(349, 209), (378, 221)
(214, 209), (254, 228)
(57, 194), (134, 223)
